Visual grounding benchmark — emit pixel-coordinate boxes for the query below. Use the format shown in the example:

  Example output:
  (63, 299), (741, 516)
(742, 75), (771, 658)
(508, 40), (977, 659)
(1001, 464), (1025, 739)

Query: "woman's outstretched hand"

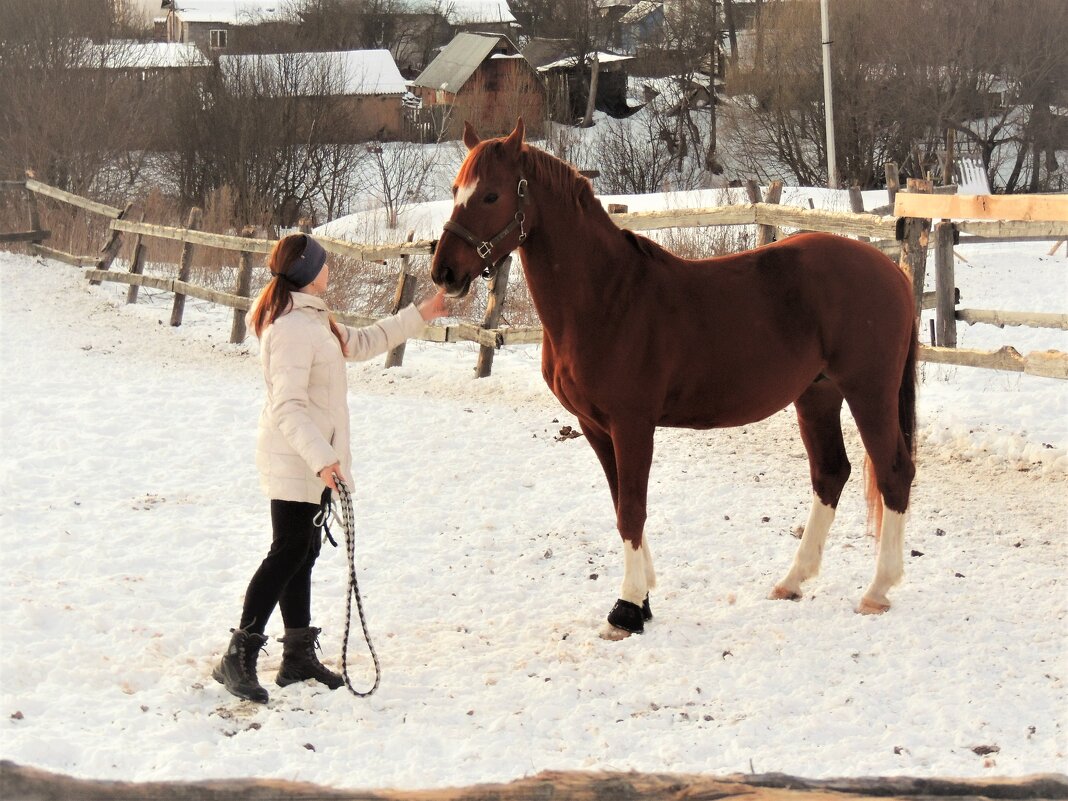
(319, 462), (342, 491)
(417, 290), (449, 321)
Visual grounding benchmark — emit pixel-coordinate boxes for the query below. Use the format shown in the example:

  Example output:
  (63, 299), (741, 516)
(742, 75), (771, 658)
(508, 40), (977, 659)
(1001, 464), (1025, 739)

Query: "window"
(209, 29), (228, 49)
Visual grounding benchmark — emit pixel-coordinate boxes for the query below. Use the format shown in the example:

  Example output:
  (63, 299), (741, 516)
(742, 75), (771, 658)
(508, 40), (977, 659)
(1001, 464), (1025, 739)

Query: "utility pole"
(819, 0), (838, 188)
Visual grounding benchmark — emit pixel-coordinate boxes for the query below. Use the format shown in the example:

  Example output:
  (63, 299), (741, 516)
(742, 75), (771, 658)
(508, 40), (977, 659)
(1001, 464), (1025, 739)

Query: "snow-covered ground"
(1, 230), (1065, 790)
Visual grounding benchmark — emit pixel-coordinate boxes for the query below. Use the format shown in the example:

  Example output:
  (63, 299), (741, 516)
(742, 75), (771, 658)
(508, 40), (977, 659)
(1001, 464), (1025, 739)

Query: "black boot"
(275, 626), (343, 690)
(213, 628), (269, 703)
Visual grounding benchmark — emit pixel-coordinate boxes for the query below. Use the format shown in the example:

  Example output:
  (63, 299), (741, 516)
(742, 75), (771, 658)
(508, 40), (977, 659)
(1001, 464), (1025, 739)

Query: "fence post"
(22, 171), (44, 253)
(385, 231), (417, 369)
(90, 202), (133, 286)
(757, 179), (782, 246)
(848, 186), (870, 242)
(126, 210), (148, 304)
(475, 255), (512, 379)
(230, 225), (257, 343)
(934, 221), (957, 348)
(896, 178), (932, 320)
(170, 207), (203, 327)
(884, 162), (900, 207)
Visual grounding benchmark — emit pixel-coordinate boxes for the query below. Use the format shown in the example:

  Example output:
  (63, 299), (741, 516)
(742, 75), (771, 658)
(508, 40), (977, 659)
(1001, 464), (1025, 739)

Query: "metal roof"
(411, 32), (516, 93)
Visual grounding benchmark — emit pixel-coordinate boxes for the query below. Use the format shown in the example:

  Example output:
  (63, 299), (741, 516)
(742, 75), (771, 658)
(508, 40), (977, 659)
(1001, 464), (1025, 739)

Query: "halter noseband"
(441, 178), (528, 280)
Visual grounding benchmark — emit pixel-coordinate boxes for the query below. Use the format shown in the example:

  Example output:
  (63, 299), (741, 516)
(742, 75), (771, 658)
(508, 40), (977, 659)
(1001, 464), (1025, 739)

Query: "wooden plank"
(385, 231), (418, 368)
(934, 221), (957, 347)
(956, 308), (1068, 330)
(611, 204), (758, 231)
(314, 233), (436, 261)
(2, 761), (1065, 801)
(24, 178), (123, 218)
(230, 226), (258, 343)
(920, 344), (1068, 379)
(754, 204), (898, 239)
(894, 192), (1068, 222)
(32, 244), (95, 267)
(956, 219), (1068, 238)
(110, 218), (275, 254)
(0, 230), (50, 243)
(899, 178), (934, 320)
(0, 180), (27, 190)
(476, 256), (512, 377)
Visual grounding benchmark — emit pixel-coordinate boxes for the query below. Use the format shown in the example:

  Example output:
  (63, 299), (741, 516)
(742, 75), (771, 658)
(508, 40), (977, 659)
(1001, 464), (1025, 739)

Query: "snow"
(1, 226), (1065, 790)
(220, 50), (408, 96)
(170, 0), (296, 25)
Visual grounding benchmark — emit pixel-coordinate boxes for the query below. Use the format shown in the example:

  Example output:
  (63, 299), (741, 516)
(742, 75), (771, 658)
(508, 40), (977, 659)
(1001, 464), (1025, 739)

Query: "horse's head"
(431, 118), (532, 298)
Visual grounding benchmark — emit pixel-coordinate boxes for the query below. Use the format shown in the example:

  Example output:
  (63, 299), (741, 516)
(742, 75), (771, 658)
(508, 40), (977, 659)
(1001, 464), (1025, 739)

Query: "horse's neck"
(519, 185), (621, 334)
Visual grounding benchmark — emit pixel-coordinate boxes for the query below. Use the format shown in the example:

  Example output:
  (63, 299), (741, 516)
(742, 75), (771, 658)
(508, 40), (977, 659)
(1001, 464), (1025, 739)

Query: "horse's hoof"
(642, 595), (653, 621)
(856, 597), (891, 615)
(769, 584), (802, 601)
(606, 599), (645, 634)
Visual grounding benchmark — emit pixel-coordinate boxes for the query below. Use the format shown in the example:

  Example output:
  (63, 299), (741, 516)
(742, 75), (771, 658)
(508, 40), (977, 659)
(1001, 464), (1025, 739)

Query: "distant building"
(525, 39), (635, 121)
(219, 49), (411, 141)
(410, 32), (545, 140)
(163, 0), (298, 55)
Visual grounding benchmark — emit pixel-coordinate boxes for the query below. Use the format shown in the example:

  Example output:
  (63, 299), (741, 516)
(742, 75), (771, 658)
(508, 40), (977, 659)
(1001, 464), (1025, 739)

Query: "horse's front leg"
(600, 421), (656, 640)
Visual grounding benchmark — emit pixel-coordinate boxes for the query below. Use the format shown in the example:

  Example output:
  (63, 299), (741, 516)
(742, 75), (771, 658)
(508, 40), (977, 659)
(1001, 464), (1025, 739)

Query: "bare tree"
(365, 140), (439, 228)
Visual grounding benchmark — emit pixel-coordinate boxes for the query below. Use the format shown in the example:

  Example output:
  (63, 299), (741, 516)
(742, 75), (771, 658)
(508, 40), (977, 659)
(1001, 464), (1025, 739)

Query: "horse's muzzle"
(431, 263), (473, 299)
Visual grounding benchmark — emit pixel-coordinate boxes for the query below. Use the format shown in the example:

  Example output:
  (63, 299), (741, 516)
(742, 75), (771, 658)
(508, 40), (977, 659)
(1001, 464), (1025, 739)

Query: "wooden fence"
(2, 175), (1066, 379)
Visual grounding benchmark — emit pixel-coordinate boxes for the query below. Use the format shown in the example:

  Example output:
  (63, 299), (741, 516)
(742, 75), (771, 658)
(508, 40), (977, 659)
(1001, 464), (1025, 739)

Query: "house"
(526, 39), (635, 121)
(410, 32), (545, 140)
(219, 49), (410, 141)
(163, 0), (299, 55)
(443, 0), (518, 37)
(619, 1), (665, 55)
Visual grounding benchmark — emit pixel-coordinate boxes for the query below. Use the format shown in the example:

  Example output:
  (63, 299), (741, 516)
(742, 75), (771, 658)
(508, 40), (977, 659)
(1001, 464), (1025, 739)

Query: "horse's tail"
(864, 320), (918, 538)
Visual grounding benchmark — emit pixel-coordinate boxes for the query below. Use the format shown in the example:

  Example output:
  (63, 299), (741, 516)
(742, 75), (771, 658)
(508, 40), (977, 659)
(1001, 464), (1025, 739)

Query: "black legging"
(239, 492), (327, 635)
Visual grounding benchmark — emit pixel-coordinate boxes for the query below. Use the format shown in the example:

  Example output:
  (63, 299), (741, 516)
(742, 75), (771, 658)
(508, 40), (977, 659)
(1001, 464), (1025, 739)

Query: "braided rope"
(332, 478), (381, 697)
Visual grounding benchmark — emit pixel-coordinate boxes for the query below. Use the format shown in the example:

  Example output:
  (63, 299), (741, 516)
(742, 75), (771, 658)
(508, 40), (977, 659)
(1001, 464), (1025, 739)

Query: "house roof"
(90, 41), (212, 69)
(536, 51), (633, 72)
(620, 1), (662, 24)
(170, 0), (297, 25)
(411, 32), (519, 93)
(219, 49), (408, 96)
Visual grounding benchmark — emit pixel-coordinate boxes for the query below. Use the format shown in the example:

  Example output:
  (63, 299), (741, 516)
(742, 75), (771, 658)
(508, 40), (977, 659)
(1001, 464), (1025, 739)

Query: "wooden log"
(956, 308), (1068, 330)
(612, 204), (757, 231)
(1, 761), (1065, 801)
(476, 256), (512, 378)
(894, 192), (1068, 222)
(753, 204), (898, 239)
(23, 175), (44, 250)
(230, 226), (258, 343)
(745, 179), (761, 204)
(1049, 239), (1065, 255)
(934, 221), (957, 347)
(30, 244), (94, 266)
(848, 186), (869, 243)
(606, 203), (629, 214)
(125, 210), (149, 305)
(23, 178), (123, 218)
(385, 232), (418, 368)
(898, 178), (934, 319)
(90, 202), (133, 286)
(955, 219), (1068, 239)
(920, 344), (1068, 379)
(0, 230), (50, 243)
(110, 218), (275, 254)
(169, 207), (203, 327)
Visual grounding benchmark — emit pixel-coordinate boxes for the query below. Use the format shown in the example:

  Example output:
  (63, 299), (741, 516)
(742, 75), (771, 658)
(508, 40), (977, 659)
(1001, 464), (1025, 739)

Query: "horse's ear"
(462, 121), (481, 150)
(502, 118), (525, 155)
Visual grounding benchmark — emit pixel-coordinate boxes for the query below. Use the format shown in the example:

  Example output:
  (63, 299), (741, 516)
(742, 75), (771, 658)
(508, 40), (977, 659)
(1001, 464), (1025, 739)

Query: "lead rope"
(329, 478), (381, 697)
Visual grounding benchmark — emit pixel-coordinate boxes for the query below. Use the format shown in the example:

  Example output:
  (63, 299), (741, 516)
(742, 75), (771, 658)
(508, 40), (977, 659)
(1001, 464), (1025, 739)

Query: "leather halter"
(441, 177), (528, 279)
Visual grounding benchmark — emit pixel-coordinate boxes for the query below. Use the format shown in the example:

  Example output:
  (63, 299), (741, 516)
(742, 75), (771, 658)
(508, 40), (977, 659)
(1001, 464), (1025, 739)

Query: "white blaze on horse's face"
(454, 175), (478, 209)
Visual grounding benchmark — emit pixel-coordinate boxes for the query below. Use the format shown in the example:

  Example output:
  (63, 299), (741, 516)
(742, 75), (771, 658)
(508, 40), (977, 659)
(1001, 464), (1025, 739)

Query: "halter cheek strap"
(441, 178), (528, 279)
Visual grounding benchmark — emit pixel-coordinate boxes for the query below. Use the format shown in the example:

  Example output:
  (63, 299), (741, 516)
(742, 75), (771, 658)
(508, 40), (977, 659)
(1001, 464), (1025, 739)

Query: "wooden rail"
(5, 177), (1065, 379)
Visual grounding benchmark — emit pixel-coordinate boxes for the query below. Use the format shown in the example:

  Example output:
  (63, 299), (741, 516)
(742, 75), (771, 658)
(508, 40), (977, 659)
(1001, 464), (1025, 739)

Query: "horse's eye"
(484, 192), (498, 204)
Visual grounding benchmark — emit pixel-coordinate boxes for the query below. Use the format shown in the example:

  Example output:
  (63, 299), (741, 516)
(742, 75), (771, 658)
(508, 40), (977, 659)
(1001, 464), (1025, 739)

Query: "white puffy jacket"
(255, 292), (425, 503)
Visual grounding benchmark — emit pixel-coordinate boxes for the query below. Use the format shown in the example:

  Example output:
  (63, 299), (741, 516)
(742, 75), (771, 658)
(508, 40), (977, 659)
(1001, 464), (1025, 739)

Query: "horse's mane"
(519, 145), (602, 214)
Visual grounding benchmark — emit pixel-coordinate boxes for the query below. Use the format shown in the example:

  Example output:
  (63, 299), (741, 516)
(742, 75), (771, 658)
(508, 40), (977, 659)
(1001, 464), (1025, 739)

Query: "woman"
(214, 233), (447, 703)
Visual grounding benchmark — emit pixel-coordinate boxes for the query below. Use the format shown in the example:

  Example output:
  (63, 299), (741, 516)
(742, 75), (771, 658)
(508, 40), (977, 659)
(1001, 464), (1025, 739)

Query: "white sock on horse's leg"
(620, 539), (648, 605)
(641, 536), (656, 591)
(772, 496), (835, 599)
(859, 507), (906, 613)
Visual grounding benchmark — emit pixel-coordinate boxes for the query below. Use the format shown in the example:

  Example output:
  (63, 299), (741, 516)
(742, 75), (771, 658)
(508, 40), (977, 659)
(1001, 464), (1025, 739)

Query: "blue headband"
(275, 236), (326, 288)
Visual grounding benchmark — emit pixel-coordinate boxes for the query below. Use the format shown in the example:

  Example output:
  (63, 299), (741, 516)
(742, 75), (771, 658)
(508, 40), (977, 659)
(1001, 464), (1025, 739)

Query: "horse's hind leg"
(849, 399), (916, 615)
(771, 381), (851, 601)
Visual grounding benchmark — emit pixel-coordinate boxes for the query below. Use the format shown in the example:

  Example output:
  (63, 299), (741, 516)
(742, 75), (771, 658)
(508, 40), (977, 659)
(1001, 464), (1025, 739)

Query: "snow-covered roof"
(536, 51), (633, 72)
(170, 0), (297, 25)
(93, 41), (212, 69)
(620, 1), (662, 24)
(219, 49), (408, 96)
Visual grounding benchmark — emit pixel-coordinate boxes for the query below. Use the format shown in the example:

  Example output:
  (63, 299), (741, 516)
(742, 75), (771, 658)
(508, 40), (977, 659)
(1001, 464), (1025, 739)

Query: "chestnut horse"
(432, 120), (918, 638)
